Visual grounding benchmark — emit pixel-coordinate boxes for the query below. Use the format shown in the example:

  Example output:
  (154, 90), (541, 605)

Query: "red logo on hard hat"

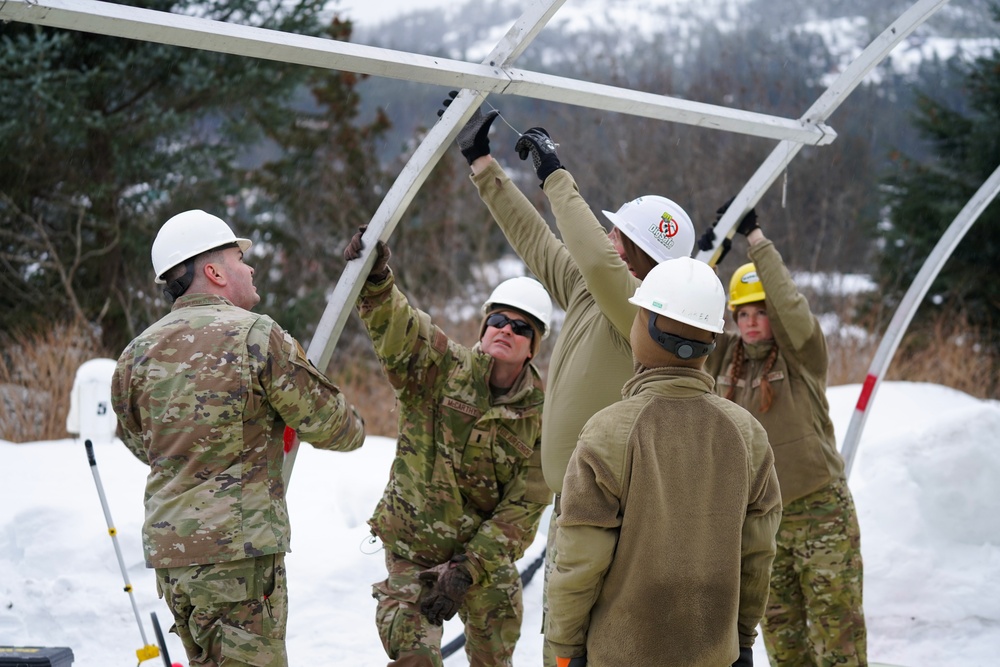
(659, 213), (678, 237)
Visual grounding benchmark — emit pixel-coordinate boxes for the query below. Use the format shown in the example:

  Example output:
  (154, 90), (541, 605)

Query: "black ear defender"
(163, 258), (195, 303)
(647, 312), (716, 359)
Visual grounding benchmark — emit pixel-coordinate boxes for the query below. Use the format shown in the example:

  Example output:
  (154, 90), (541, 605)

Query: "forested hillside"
(349, 0), (999, 358)
(1, 0), (997, 441)
(352, 0), (995, 273)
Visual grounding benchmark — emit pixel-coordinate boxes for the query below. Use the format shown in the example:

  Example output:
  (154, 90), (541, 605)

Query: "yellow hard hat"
(728, 262), (765, 311)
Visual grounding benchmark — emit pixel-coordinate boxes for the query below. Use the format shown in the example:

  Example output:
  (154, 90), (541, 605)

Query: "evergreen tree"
(0, 0), (384, 351)
(876, 9), (1000, 341)
(232, 15), (391, 345)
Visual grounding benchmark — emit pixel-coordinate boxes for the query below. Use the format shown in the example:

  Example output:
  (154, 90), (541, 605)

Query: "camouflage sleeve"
(110, 352), (150, 464)
(462, 440), (550, 582)
(256, 317), (365, 452)
(117, 422), (148, 464)
(357, 271), (450, 401)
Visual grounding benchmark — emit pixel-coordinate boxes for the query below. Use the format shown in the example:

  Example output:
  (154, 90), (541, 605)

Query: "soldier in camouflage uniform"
(343, 228), (553, 667)
(702, 207), (868, 667)
(112, 210), (366, 667)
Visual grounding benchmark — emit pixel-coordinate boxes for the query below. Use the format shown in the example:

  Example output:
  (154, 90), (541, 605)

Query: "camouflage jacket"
(112, 293), (365, 568)
(358, 272), (551, 584)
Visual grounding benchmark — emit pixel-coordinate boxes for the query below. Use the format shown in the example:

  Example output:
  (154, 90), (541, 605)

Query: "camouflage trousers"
(372, 550), (523, 667)
(155, 554), (287, 667)
(763, 478), (867, 667)
(541, 497), (559, 667)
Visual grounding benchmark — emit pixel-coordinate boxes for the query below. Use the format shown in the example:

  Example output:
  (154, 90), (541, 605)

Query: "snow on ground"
(2, 381), (999, 666)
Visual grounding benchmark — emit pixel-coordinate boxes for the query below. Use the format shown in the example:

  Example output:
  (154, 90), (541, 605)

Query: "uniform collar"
(623, 365), (715, 399)
(170, 293), (237, 311)
(471, 342), (544, 407)
(743, 340), (775, 361)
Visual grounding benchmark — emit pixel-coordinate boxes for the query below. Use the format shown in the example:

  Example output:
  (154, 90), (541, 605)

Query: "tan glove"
(343, 224), (390, 282)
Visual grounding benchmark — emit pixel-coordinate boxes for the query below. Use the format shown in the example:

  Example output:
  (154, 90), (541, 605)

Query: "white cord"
(485, 101), (559, 146)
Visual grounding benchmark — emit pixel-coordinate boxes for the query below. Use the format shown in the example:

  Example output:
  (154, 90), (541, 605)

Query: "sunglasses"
(485, 313), (535, 340)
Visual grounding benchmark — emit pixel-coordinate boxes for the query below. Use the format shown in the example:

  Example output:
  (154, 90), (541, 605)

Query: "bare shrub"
(826, 304), (998, 400)
(827, 328), (879, 389)
(0, 322), (112, 442)
(5, 300), (991, 446)
(887, 309), (998, 400)
(28, 295), (983, 444)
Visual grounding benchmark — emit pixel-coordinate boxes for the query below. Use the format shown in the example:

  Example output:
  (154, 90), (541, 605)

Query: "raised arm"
(451, 101), (584, 311)
(513, 127), (638, 338)
(746, 228), (827, 375)
(344, 229), (452, 403)
(545, 169), (638, 338)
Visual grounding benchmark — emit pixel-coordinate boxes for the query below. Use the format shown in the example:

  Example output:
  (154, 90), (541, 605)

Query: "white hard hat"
(602, 195), (695, 263)
(629, 257), (726, 333)
(482, 276), (552, 339)
(151, 210), (252, 283)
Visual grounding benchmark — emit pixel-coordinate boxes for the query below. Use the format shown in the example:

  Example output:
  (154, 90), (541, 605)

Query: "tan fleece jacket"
(546, 366), (781, 666)
(473, 161), (637, 493)
(705, 239), (845, 503)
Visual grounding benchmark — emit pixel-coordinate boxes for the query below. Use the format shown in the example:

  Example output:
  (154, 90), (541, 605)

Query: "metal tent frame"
(839, 165), (1000, 475)
(3, 0), (992, 483)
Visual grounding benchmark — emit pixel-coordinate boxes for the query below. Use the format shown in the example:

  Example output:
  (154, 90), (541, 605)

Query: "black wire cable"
(441, 549), (546, 659)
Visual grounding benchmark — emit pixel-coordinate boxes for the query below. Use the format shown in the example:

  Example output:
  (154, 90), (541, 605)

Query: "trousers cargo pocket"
(220, 623), (287, 667)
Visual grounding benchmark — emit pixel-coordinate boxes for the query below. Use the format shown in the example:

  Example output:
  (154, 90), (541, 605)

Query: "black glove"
(696, 226), (716, 252)
(514, 126), (563, 185)
(696, 223), (733, 265)
(417, 557), (473, 626)
(716, 196), (759, 237)
(558, 657), (587, 667)
(732, 646), (753, 667)
(342, 224), (391, 282)
(439, 91), (500, 165)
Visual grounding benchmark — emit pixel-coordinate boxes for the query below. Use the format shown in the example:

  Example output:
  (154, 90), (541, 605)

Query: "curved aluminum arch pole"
(695, 0), (952, 267)
(840, 164), (1000, 476)
(281, 0), (569, 485)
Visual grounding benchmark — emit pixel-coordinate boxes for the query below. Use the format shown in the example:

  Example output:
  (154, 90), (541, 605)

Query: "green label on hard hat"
(652, 300), (664, 308)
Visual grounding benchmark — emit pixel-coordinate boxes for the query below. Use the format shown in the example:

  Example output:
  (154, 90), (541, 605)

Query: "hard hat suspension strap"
(647, 312), (716, 359)
(162, 258), (195, 303)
